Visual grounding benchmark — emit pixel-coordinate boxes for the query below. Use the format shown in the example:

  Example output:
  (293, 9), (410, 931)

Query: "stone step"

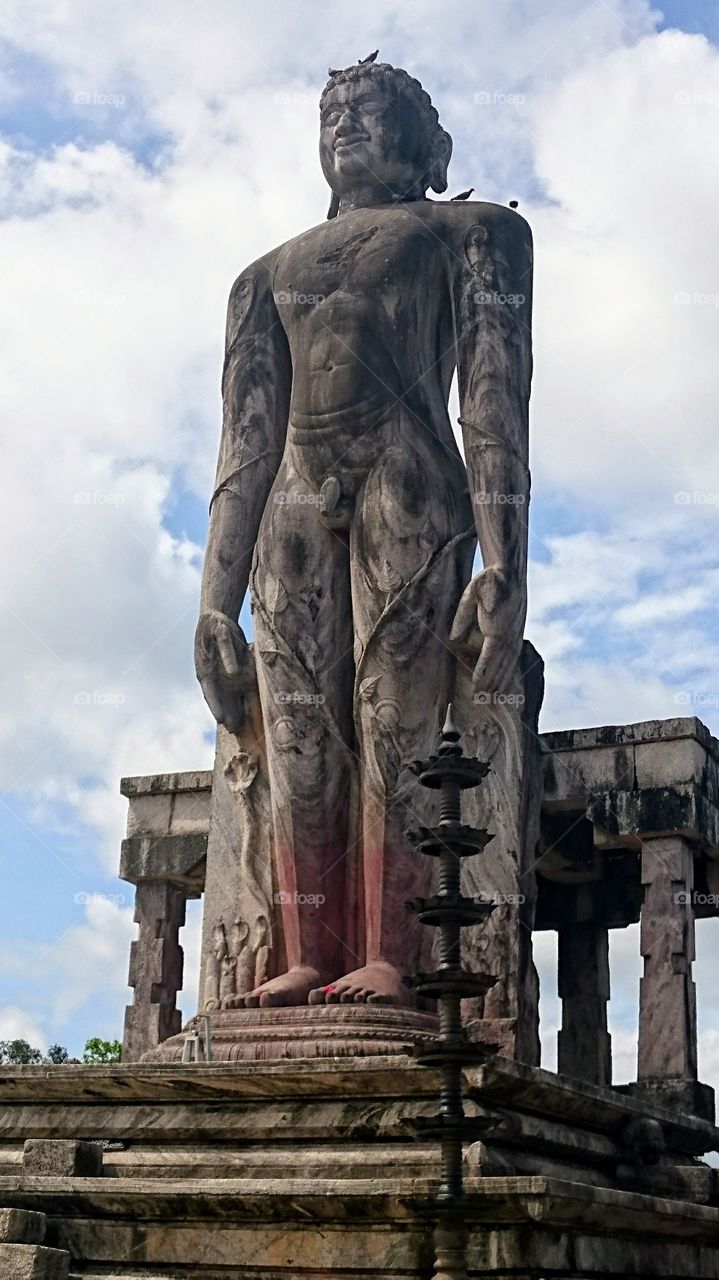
(103, 1141), (438, 1181)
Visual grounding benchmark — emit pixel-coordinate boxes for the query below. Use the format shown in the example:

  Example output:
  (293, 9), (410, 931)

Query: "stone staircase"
(0, 1056), (718, 1277)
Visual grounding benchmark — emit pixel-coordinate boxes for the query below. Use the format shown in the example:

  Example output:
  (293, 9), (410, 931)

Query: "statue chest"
(274, 213), (447, 323)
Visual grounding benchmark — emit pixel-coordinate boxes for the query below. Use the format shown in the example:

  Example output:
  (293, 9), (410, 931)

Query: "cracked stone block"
(23, 1139), (102, 1177)
(0, 1243), (69, 1279)
(0, 1209), (46, 1244)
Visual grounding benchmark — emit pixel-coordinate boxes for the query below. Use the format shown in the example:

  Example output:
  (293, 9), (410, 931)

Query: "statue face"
(320, 76), (428, 200)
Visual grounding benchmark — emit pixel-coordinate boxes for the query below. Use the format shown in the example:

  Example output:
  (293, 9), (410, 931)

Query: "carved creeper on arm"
(449, 210), (533, 697)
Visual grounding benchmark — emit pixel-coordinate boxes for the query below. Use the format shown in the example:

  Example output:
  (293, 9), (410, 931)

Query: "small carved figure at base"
(308, 960), (410, 1007)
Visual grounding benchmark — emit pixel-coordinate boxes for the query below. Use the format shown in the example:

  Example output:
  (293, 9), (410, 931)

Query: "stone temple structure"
(2, 55), (719, 1279)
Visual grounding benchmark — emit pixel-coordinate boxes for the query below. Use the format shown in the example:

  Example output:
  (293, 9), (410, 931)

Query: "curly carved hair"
(321, 59), (453, 217)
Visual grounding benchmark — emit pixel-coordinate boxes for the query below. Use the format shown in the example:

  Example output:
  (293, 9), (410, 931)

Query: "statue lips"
(333, 134), (370, 153)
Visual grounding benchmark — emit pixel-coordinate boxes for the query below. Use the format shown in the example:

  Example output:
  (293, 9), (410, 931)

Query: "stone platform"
(1, 1055), (719, 1277)
(146, 1003), (440, 1062)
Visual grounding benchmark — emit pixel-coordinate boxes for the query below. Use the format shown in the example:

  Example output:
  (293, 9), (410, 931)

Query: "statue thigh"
(349, 439), (474, 962)
(249, 463), (358, 969)
(350, 439), (474, 766)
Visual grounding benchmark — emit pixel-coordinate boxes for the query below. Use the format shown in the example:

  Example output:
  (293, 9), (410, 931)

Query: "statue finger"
(473, 637), (505, 695)
(450, 578), (480, 645)
(217, 631), (240, 677)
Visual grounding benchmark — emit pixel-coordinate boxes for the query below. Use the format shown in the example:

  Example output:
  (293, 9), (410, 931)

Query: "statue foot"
(240, 965), (323, 1009)
(308, 960), (411, 1008)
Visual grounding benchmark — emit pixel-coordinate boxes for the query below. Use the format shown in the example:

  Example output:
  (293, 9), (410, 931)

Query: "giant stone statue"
(192, 56), (540, 1054)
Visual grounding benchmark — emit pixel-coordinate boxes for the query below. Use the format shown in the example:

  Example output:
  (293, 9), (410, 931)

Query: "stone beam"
(536, 864), (641, 932)
(541, 717), (719, 853)
(119, 834), (207, 892)
(121, 769), (212, 843)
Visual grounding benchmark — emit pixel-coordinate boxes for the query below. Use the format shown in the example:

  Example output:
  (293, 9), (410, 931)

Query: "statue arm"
(196, 255), (291, 730)
(449, 208), (533, 694)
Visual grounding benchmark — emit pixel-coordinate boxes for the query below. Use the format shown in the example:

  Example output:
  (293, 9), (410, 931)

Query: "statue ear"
(428, 128), (453, 194)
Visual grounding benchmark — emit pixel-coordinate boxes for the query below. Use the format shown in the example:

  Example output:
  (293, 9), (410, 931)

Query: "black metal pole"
(406, 704), (497, 1274)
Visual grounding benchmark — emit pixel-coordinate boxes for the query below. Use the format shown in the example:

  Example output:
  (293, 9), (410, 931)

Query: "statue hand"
(194, 610), (254, 734)
(450, 567), (523, 697)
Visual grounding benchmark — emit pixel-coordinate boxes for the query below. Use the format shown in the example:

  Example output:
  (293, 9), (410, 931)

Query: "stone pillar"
(631, 834), (714, 1116)
(123, 881), (186, 1062)
(638, 835), (696, 1082)
(557, 923), (611, 1087)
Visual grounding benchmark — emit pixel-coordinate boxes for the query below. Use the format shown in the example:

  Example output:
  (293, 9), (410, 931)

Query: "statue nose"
(335, 110), (360, 135)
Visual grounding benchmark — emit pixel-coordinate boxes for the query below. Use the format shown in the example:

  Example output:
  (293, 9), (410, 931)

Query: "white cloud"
(530, 28), (719, 503)
(0, 1005), (47, 1049)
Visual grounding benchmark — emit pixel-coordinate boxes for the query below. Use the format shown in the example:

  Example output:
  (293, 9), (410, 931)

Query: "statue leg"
(309, 438), (474, 1006)
(239, 461), (357, 1008)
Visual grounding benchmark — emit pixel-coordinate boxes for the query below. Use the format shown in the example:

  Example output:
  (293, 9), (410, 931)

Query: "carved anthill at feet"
(193, 53), (538, 1021)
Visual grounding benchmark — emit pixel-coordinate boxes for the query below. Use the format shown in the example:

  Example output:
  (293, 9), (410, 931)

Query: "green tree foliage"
(82, 1037), (122, 1064)
(46, 1044), (69, 1064)
(0, 1039), (42, 1064)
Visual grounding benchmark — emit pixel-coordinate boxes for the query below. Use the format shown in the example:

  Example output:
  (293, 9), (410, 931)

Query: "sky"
(0, 0), (718, 1085)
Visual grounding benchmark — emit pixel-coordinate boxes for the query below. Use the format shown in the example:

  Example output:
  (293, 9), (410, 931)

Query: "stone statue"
(194, 56), (533, 1012)
(252, 914), (270, 990)
(202, 919), (228, 1011)
(229, 916), (255, 1001)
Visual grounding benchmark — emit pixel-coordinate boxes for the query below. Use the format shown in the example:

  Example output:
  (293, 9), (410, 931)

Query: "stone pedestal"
(145, 1003), (439, 1062)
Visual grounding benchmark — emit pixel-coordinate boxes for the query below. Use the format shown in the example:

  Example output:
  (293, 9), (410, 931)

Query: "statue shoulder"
(427, 199), (533, 263)
(228, 245), (283, 309)
(224, 243), (297, 355)
(227, 216), (328, 310)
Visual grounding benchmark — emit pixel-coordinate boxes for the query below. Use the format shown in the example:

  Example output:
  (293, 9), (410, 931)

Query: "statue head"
(320, 57), (452, 216)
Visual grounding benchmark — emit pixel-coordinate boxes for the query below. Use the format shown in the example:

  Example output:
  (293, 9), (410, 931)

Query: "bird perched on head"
(358, 50), (379, 64)
(450, 188), (474, 201)
(509, 199), (519, 209)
